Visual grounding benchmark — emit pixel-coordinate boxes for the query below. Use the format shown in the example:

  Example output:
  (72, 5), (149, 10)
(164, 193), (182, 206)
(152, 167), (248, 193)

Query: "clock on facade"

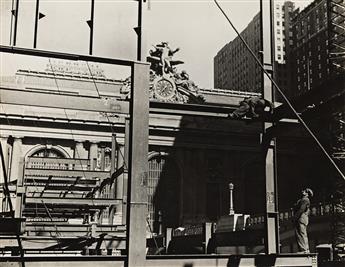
(153, 78), (176, 101)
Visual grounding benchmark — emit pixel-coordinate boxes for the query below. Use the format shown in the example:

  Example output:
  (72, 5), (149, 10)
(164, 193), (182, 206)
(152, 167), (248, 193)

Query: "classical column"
(74, 141), (88, 159)
(0, 136), (9, 184)
(9, 137), (23, 182)
(89, 142), (98, 170)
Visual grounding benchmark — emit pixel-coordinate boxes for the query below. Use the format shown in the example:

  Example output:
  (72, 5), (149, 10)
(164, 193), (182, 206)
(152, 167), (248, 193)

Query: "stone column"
(99, 145), (106, 171)
(0, 136), (9, 184)
(9, 137), (23, 182)
(74, 141), (88, 159)
(89, 142), (98, 170)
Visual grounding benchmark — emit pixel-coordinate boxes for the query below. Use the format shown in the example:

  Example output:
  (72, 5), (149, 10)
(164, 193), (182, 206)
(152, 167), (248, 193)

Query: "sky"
(0, 0), (313, 88)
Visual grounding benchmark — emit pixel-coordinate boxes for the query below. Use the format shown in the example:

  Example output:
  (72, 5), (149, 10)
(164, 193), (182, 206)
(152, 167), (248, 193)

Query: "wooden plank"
(25, 177), (98, 185)
(25, 197), (121, 206)
(43, 185), (93, 192)
(0, 88), (129, 114)
(24, 225), (126, 234)
(25, 169), (109, 179)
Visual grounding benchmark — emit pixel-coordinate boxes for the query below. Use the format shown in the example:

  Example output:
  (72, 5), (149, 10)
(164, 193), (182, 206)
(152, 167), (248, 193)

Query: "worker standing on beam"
(294, 188), (314, 253)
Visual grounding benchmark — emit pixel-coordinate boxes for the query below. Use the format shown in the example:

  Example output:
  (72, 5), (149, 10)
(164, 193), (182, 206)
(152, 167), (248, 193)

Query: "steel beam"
(260, 0), (280, 254)
(126, 62), (149, 267)
(0, 254), (317, 267)
(146, 254), (317, 266)
(0, 45), (136, 66)
(0, 89), (129, 114)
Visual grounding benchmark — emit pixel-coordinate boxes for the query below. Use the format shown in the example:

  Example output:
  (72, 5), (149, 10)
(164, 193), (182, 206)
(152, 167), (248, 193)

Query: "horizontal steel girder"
(0, 88), (129, 114)
(0, 254), (317, 267)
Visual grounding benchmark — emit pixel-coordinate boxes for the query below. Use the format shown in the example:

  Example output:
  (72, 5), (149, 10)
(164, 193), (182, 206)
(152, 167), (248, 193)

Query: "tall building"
(214, 2), (295, 96)
(290, 0), (330, 97)
(214, 13), (261, 92)
(274, 1), (296, 100)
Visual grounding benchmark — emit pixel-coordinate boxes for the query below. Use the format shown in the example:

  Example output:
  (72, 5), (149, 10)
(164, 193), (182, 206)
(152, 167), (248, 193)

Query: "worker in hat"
(294, 188), (313, 253)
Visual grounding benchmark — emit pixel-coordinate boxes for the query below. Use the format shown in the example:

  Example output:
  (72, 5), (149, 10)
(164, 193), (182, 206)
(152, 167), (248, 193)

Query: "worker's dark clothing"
(294, 195), (311, 253)
(231, 97), (273, 118)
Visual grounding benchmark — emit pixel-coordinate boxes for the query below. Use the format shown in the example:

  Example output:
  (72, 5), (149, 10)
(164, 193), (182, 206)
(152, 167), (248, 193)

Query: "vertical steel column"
(137, 0), (147, 61)
(88, 0), (95, 55)
(0, 136), (9, 185)
(14, 157), (24, 219)
(260, 0), (280, 254)
(122, 119), (130, 225)
(33, 0), (40, 48)
(126, 62), (149, 267)
(12, 0), (20, 46)
(109, 134), (117, 224)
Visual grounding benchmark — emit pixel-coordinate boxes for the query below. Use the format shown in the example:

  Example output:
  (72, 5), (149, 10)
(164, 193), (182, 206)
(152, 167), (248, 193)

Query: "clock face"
(154, 78), (175, 100)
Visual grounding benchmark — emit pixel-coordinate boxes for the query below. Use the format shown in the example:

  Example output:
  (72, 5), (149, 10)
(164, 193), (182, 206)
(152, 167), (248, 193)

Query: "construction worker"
(294, 188), (313, 253)
(229, 96), (274, 119)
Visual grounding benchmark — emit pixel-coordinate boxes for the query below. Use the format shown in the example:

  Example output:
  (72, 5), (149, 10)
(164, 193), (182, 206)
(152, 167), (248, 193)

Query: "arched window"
(147, 153), (181, 234)
(31, 148), (65, 158)
(26, 145), (68, 169)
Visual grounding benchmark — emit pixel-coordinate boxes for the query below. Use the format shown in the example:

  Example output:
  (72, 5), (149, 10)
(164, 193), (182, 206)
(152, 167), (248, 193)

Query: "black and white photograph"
(0, 0), (344, 266)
